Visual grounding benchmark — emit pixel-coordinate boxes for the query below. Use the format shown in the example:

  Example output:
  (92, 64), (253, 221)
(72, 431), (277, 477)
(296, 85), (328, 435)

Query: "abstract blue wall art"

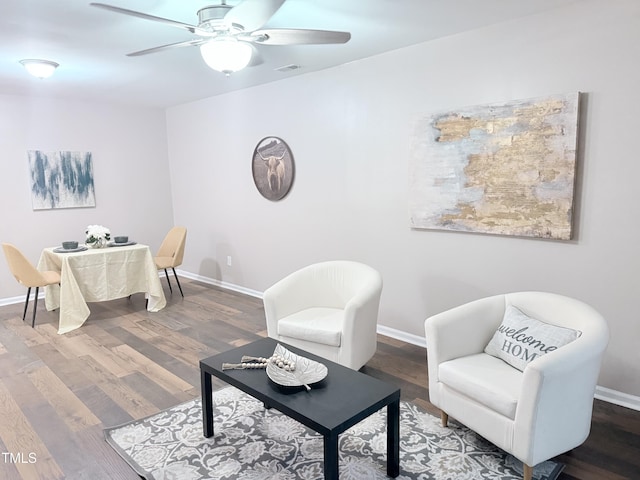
(28, 150), (96, 210)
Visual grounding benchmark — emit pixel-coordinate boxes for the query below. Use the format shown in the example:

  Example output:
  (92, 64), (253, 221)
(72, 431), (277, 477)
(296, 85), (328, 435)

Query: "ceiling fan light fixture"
(19, 59), (59, 79)
(200, 38), (252, 75)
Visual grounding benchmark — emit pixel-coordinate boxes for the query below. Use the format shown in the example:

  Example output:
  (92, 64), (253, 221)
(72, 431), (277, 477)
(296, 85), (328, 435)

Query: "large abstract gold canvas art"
(409, 93), (580, 240)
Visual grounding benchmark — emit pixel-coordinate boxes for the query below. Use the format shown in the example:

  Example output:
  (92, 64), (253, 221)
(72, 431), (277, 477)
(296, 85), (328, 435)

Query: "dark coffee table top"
(200, 337), (400, 435)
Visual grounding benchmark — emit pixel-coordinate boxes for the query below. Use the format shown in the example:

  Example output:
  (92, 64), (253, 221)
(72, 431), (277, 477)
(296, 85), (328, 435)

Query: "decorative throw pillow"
(484, 305), (580, 371)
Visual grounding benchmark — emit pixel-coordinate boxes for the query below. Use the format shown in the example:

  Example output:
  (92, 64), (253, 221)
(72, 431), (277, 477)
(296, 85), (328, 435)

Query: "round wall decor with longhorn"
(252, 137), (294, 201)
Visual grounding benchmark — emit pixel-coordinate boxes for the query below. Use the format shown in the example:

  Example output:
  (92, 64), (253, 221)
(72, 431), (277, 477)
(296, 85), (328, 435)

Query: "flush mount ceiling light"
(200, 38), (252, 75)
(19, 59), (59, 79)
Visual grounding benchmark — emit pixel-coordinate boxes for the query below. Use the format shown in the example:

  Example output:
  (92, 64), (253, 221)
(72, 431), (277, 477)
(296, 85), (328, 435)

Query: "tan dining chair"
(155, 226), (187, 297)
(2, 243), (61, 327)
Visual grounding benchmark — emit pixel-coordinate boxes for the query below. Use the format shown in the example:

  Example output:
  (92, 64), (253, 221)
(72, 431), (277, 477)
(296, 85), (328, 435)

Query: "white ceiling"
(0, 0), (579, 108)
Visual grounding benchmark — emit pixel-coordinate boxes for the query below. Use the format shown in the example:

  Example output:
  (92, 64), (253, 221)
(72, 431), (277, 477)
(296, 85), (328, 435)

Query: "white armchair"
(263, 261), (383, 370)
(424, 292), (609, 480)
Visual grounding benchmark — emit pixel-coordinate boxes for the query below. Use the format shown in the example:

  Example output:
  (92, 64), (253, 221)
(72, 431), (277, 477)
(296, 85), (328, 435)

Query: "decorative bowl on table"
(114, 236), (128, 244)
(266, 343), (328, 391)
(62, 241), (78, 250)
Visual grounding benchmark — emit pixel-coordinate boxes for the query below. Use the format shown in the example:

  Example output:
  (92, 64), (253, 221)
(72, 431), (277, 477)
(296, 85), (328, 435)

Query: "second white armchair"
(425, 292), (609, 480)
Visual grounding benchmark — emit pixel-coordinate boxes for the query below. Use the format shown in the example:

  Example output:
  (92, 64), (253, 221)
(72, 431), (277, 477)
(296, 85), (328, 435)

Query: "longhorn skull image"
(258, 149), (286, 192)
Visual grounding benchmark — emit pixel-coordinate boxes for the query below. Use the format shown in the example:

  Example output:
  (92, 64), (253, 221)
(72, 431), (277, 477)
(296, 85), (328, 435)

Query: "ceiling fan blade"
(126, 39), (208, 57)
(225, 0), (285, 32)
(249, 29), (351, 46)
(90, 3), (212, 36)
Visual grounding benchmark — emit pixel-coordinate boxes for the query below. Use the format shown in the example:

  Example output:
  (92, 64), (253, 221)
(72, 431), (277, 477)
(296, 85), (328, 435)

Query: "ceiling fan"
(90, 0), (351, 75)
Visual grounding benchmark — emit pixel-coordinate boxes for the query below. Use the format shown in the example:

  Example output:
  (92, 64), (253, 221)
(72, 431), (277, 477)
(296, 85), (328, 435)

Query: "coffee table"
(200, 337), (400, 480)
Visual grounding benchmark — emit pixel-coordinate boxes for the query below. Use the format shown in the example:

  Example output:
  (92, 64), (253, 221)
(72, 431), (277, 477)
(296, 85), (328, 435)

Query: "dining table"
(37, 243), (167, 334)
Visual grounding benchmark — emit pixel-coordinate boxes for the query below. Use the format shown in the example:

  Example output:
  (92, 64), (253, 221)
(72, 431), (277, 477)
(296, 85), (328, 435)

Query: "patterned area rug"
(105, 386), (563, 480)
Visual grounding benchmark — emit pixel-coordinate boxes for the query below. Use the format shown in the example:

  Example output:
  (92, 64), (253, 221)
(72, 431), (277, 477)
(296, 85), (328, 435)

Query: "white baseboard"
(177, 270), (263, 299)
(3, 271), (639, 411)
(0, 292), (45, 307)
(595, 386), (640, 411)
(376, 324), (427, 349)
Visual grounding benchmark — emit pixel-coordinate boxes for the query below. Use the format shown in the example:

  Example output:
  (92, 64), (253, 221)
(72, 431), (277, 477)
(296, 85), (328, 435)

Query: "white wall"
(166, 0), (640, 397)
(0, 95), (174, 300)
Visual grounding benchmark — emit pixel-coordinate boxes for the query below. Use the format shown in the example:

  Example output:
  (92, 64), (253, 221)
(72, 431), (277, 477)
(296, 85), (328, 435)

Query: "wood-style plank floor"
(0, 279), (638, 479)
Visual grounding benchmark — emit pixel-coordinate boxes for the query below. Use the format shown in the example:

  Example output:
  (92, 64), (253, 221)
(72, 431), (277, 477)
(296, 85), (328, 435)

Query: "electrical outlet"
(227, 255), (232, 267)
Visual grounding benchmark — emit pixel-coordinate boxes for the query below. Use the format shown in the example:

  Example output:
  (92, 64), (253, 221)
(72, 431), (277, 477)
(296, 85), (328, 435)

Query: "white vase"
(87, 237), (108, 248)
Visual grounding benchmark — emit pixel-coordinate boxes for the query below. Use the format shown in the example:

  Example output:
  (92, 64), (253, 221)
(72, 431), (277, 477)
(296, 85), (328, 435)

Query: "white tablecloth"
(37, 244), (167, 334)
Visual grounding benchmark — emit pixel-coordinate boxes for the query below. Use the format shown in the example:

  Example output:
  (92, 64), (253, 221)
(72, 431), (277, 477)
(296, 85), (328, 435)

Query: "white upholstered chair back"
(263, 261), (383, 370)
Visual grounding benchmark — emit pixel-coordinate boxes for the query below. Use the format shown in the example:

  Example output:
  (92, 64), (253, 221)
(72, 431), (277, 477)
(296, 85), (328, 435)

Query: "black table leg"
(387, 399), (400, 477)
(201, 368), (213, 437)
(323, 431), (339, 480)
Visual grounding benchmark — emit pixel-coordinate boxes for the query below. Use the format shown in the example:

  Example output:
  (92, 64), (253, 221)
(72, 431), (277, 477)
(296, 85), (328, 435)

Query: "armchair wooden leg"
(523, 463), (533, 480)
(440, 410), (448, 427)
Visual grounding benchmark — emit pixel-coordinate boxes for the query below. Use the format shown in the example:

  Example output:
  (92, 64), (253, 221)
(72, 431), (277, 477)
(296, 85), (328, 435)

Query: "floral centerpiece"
(85, 224), (111, 248)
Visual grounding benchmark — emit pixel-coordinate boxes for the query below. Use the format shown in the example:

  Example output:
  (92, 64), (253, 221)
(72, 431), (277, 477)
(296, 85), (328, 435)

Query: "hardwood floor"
(0, 279), (638, 479)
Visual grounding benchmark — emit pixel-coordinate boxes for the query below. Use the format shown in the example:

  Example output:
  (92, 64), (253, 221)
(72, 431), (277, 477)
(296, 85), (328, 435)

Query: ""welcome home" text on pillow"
(484, 305), (579, 371)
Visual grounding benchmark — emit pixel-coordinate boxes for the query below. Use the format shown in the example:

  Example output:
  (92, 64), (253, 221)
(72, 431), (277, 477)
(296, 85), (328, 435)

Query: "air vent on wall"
(275, 64), (301, 72)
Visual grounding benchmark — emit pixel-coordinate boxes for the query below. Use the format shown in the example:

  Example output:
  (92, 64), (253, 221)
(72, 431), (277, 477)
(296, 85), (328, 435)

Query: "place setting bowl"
(54, 240), (87, 253)
(109, 235), (136, 247)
